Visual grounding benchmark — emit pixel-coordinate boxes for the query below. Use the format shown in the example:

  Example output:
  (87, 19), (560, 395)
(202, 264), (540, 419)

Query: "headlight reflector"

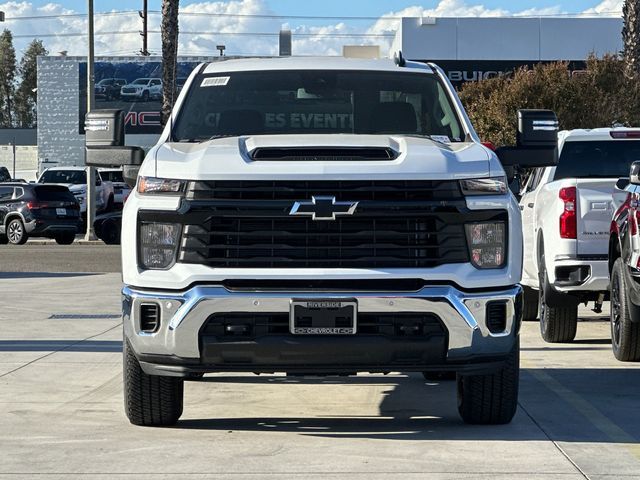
(137, 177), (186, 195)
(465, 222), (506, 269)
(139, 222), (181, 269)
(460, 177), (507, 195)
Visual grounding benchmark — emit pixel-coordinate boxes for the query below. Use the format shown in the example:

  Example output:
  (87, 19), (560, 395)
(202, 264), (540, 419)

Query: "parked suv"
(519, 128), (640, 343)
(120, 78), (162, 102)
(38, 166), (114, 213)
(85, 57), (560, 427)
(609, 158), (640, 362)
(95, 78), (127, 101)
(0, 183), (80, 245)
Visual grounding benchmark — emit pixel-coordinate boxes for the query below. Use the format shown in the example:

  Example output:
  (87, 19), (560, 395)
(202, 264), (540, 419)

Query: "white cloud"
(0, 0), (626, 60)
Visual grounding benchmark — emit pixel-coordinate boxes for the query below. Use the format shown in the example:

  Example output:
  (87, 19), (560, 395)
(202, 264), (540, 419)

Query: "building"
(0, 128), (37, 181)
(391, 16), (623, 86)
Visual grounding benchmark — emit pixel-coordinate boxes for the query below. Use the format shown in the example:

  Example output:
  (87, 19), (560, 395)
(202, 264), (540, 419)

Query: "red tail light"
(27, 201), (46, 210)
(481, 141), (496, 151)
(610, 130), (640, 139)
(559, 187), (577, 239)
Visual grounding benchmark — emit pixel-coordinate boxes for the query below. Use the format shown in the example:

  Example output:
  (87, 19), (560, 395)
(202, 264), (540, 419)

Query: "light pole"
(85, 0), (97, 241)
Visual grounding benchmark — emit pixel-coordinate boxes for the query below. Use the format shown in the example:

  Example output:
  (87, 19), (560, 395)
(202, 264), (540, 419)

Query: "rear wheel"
(54, 232), (75, 245)
(457, 339), (519, 425)
(123, 340), (184, 426)
(522, 286), (539, 321)
(7, 218), (27, 245)
(100, 219), (120, 245)
(610, 258), (640, 361)
(538, 250), (577, 343)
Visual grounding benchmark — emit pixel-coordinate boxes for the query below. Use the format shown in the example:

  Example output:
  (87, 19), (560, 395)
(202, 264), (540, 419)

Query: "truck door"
(520, 168), (544, 284)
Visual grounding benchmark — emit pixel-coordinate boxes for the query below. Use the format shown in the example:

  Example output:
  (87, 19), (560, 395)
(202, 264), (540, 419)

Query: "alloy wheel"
(8, 221), (23, 244)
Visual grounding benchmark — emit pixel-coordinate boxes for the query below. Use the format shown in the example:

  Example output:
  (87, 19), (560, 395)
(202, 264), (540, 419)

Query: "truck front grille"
(139, 181), (507, 269)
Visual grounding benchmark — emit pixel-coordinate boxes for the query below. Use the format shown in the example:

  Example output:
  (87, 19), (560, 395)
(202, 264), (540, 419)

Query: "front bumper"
(123, 284), (522, 377)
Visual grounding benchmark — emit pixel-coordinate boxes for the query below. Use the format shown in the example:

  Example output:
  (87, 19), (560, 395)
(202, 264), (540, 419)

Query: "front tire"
(123, 340), (184, 426)
(7, 218), (27, 245)
(610, 258), (640, 361)
(457, 339), (519, 425)
(538, 250), (577, 343)
(522, 286), (539, 321)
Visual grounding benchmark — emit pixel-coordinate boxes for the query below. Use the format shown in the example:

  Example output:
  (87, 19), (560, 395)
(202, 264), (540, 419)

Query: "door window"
(0, 186), (13, 200)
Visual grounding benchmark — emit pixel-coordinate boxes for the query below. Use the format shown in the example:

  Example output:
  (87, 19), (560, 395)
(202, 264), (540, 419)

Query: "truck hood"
(152, 134), (492, 180)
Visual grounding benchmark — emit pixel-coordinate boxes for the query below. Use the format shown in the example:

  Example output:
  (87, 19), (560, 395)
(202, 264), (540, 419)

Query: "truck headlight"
(139, 222), (181, 269)
(138, 177), (186, 195)
(460, 177), (507, 195)
(465, 222), (506, 269)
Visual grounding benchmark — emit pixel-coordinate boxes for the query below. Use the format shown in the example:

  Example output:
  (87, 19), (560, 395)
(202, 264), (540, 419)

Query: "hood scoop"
(250, 146), (399, 162)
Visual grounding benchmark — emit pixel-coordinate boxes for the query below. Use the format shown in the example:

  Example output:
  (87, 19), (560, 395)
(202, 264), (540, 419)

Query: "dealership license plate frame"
(290, 299), (358, 335)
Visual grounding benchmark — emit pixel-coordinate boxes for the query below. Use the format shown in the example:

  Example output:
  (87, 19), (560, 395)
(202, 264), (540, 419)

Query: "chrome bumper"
(123, 284), (522, 360)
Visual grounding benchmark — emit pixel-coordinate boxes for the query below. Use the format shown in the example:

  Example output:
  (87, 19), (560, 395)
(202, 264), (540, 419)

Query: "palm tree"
(161, 0), (179, 126)
(624, 0), (640, 78)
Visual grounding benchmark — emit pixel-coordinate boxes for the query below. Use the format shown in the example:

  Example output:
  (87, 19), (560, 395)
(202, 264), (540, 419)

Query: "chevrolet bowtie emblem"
(289, 196), (359, 221)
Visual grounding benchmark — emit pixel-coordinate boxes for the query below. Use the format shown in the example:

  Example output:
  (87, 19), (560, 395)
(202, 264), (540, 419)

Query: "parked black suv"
(0, 183), (81, 245)
(0, 167), (10, 182)
(95, 78), (127, 101)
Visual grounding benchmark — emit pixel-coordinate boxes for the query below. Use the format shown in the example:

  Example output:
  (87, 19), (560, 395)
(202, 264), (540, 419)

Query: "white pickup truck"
(519, 128), (640, 342)
(38, 166), (115, 213)
(84, 56), (560, 427)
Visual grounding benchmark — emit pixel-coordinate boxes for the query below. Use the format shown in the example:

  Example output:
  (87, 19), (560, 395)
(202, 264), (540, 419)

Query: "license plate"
(56, 208), (67, 216)
(290, 299), (357, 335)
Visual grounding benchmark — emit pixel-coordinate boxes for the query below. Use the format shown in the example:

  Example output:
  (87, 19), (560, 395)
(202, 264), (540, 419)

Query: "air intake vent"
(140, 303), (160, 333)
(486, 301), (507, 334)
(250, 147), (398, 161)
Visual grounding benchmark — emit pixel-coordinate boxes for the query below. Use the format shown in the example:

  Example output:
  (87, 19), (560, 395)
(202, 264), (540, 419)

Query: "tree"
(0, 29), (16, 127)
(623, 0), (640, 78)
(459, 55), (640, 146)
(15, 39), (48, 128)
(161, 0), (179, 126)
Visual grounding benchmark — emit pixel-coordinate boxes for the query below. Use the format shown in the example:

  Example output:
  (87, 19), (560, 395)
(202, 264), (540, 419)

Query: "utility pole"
(11, 137), (15, 179)
(85, 0), (97, 241)
(139, 0), (149, 56)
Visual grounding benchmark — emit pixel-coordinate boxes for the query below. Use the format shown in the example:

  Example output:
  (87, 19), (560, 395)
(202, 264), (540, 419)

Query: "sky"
(0, 0), (624, 58)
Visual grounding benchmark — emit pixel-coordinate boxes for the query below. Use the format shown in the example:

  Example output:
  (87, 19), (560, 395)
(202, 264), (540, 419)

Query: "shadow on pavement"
(179, 368), (640, 444)
(0, 272), (100, 279)
(0, 340), (122, 352)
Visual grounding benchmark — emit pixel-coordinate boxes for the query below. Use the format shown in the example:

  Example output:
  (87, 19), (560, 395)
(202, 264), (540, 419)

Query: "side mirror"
(631, 161), (640, 186)
(616, 177), (630, 190)
(85, 110), (144, 186)
(496, 110), (559, 169)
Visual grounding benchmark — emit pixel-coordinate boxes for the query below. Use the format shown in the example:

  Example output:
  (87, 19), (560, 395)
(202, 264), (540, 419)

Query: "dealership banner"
(78, 61), (199, 135)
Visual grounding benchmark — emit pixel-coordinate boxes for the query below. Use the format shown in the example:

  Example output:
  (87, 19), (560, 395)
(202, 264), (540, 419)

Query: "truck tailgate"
(576, 179), (616, 256)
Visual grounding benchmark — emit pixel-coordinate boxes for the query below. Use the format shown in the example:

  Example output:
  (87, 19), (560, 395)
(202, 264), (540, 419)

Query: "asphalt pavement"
(1, 243), (121, 273)
(0, 246), (639, 479)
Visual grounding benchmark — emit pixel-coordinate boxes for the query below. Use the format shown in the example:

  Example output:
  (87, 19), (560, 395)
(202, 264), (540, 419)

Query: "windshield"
(173, 69), (464, 142)
(132, 79), (148, 85)
(97, 79), (111, 86)
(554, 140), (640, 180)
(39, 170), (86, 185)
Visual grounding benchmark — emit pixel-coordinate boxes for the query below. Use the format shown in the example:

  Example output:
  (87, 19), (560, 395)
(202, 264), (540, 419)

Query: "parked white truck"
(84, 56), (560, 426)
(519, 128), (640, 342)
(38, 166), (115, 213)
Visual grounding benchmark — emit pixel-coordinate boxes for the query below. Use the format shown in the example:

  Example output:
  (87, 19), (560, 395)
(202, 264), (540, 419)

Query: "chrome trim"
(123, 284), (522, 360)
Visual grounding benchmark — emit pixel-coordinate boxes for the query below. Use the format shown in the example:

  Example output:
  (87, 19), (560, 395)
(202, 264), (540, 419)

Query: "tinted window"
(174, 70), (464, 142)
(0, 186), (13, 200)
(39, 170), (86, 184)
(34, 186), (76, 201)
(0, 167), (10, 182)
(554, 140), (640, 180)
(101, 171), (124, 182)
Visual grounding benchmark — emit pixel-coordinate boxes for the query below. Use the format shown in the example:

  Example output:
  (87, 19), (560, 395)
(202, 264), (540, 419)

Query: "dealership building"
(28, 15), (623, 174)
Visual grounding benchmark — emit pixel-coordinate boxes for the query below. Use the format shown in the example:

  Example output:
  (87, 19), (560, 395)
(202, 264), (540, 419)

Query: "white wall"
(398, 17), (623, 61)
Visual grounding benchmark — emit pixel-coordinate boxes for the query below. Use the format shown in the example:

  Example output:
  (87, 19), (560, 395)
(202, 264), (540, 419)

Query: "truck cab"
(84, 56), (559, 427)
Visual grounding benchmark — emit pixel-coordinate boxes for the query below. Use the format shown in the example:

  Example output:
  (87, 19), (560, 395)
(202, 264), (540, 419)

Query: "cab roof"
(202, 56), (434, 75)
(559, 127), (640, 143)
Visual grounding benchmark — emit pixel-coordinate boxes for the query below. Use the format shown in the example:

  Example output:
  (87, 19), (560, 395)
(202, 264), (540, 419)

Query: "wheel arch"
(609, 232), (621, 274)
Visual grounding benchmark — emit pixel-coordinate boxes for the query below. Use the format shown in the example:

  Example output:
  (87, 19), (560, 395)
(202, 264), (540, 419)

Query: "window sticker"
(431, 135), (451, 144)
(201, 76), (230, 87)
